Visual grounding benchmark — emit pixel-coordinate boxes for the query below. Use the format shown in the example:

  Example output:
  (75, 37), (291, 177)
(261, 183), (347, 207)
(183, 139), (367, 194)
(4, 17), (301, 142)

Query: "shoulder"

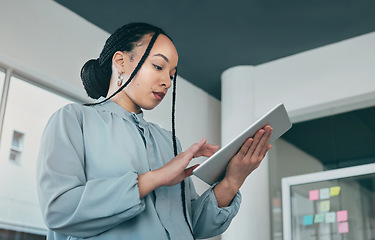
(50, 102), (101, 121)
(46, 103), (94, 132)
(50, 103), (84, 122)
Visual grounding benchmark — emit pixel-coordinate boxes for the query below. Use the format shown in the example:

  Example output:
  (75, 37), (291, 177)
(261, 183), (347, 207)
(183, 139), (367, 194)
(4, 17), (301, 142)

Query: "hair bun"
(81, 59), (110, 99)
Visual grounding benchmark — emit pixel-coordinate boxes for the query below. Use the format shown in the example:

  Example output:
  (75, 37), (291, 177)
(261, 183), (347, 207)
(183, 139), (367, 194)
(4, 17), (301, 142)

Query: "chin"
(141, 104), (159, 111)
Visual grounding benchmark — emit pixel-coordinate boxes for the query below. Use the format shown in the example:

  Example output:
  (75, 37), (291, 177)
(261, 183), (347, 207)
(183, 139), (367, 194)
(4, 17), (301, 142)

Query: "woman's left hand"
(224, 125), (273, 189)
(213, 125), (273, 207)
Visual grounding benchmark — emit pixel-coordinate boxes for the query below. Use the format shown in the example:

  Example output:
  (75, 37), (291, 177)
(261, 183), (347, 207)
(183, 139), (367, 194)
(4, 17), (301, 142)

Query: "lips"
(153, 92), (165, 101)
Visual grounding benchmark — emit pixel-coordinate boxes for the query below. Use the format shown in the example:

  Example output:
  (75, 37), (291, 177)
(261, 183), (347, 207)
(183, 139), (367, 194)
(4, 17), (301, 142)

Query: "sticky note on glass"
(314, 213), (325, 223)
(330, 186), (341, 197)
(320, 200), (330, 212)
(303, 215), (314, 225)
(337, 210), (348, 222)
(320, 188), (330, 199)
(338, 222), (349, 233)
(309, 189), (319, 200)
(325, 212), (336, 223)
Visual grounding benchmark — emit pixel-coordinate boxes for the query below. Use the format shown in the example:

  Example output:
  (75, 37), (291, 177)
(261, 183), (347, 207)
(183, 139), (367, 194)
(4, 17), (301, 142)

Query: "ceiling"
(54, 1), (375, 168)
(55, 0), (375, 100)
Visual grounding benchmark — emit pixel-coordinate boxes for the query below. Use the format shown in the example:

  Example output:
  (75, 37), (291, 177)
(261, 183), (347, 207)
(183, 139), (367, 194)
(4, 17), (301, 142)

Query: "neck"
(107, 91), (141, 114)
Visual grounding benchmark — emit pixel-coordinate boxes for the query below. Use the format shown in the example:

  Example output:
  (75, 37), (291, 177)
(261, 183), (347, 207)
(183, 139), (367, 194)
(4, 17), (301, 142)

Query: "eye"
(170, 75), (174, 81)
(153, 64), (162, 70)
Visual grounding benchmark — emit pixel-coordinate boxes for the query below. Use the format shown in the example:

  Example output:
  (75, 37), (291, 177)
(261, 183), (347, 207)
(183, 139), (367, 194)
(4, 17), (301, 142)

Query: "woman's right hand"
(138, 138), (219, 198)
(156, 137), (219, 186)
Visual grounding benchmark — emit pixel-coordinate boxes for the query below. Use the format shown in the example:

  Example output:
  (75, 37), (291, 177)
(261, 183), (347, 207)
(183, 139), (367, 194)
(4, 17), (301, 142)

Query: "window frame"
(0, 66), (87, 142)
(0, 63), (87, 237)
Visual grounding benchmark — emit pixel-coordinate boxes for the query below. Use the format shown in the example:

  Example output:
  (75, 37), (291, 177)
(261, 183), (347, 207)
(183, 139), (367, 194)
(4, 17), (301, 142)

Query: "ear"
(112, 51), (126, 73)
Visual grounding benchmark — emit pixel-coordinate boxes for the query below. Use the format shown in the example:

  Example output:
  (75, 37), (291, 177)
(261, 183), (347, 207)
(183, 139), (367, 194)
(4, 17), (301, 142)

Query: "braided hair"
(80, 23), (195, 239)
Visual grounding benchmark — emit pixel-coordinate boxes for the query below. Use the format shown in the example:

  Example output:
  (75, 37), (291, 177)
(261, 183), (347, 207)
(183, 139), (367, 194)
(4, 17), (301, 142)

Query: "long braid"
(171, 70), (178, 157)
(84, 30), (160, 106)
(172, 71), (195, 239)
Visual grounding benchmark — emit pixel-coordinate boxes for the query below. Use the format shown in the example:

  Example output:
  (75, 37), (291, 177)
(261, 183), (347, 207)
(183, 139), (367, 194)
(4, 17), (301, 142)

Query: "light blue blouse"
(37, 97), (241, 240)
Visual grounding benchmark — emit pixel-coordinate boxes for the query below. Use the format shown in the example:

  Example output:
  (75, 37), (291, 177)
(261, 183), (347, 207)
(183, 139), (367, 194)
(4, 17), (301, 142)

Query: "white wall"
(254, 31), (375, 123)
(0, 0), (221, 238)
(0, 0), (108, 101)
(221, 31), (375, 240)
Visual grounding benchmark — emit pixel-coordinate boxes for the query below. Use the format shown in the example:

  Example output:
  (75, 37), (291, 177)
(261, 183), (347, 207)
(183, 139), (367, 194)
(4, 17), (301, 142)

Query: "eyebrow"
(153, 53), (169, 63)
(153, 53), (178, 70)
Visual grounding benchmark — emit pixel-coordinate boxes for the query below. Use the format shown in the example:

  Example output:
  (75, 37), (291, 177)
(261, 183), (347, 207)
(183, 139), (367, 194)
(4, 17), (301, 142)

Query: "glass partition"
(282, 164), (375, 240)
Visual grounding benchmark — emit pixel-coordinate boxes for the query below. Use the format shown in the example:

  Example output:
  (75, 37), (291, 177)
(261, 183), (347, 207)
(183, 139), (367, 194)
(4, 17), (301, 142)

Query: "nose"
(161, 74), (172, 89)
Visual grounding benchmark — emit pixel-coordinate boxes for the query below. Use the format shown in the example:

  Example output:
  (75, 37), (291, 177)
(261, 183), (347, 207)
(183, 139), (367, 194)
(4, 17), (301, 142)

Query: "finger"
(184, 164), (200, 177)
(260, 144), (273, 158)
(185, 138), (207, 159)
(245, 129), (265, 157)
(235, 137), (253, 159)
(207, 144), (220, 152)
(253, 126), (272, 157)
(194, 144), (219, 158)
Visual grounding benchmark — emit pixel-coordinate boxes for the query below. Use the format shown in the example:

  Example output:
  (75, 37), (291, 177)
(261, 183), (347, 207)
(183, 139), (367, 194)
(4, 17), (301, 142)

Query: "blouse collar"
(94, 97), (147, 126)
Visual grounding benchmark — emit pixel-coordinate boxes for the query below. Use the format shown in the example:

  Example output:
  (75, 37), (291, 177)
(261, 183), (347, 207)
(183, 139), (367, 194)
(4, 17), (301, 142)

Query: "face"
(112, 34), (178, 113)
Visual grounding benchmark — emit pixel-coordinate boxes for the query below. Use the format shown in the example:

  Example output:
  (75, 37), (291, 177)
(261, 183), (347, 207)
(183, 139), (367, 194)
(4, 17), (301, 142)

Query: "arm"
(188, 178), (241, 239)
(186, 127), (272, 239)
(37, 106), (145, 238)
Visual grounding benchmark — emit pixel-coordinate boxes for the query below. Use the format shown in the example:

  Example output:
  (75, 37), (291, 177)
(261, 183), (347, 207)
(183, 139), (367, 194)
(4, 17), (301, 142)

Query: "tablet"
(192, 103), (292, 185)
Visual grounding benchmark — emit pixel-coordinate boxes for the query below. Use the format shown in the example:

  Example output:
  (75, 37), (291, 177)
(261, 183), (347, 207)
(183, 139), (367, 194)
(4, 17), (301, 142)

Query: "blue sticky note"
(320, 188), (330, 200)
(303, 215), (314, 225)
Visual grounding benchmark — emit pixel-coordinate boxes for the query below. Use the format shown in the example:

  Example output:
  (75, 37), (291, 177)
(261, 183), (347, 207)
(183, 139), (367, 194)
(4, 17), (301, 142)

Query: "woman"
(37, 23), (272, 240)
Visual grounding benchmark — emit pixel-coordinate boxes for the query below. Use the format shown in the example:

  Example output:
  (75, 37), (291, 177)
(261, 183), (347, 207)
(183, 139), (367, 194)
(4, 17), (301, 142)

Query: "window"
(0, 74), (75, 238)
(9, 130), (24, 164)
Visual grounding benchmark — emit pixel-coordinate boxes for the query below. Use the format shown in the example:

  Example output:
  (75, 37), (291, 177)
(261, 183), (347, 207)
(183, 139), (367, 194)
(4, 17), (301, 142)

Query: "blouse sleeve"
(36, 105), (146, 238)
(188, 178), (241, 239)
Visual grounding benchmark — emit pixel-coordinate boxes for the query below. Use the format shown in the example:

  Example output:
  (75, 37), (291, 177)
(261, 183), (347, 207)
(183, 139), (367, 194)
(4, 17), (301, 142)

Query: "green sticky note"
(320, 200), (330, 212)
(314, 213), (325, 223)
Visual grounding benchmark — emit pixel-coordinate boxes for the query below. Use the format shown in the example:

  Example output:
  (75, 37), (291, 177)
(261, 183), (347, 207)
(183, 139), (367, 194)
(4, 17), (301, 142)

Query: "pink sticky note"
(338, 222), (349, 233)
(309, 189), (319, 200)
(337, 210), (348, 222)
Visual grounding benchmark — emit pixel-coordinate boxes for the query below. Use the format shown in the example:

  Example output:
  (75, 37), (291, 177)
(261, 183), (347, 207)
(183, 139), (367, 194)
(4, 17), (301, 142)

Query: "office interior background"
(0, 0), (374, 239)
